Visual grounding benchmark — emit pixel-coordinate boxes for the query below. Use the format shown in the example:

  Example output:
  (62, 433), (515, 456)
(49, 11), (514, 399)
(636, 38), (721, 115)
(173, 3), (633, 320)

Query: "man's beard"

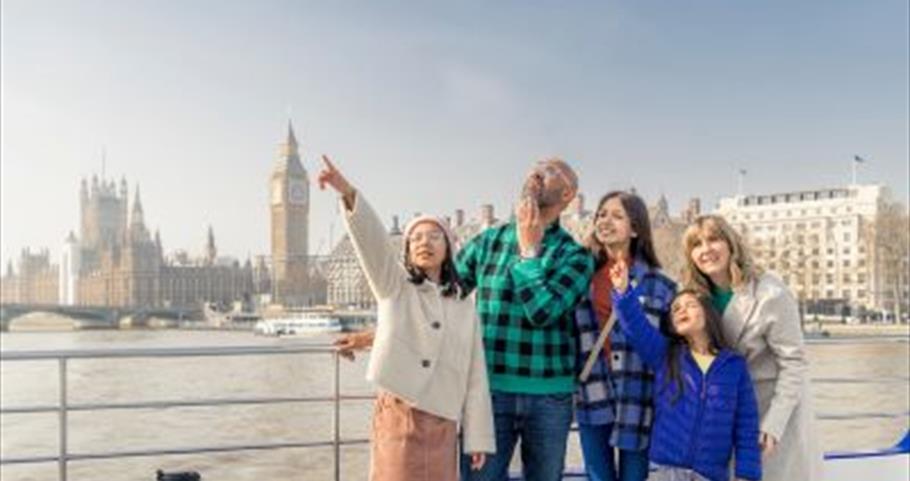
(522, 182), (562, 209)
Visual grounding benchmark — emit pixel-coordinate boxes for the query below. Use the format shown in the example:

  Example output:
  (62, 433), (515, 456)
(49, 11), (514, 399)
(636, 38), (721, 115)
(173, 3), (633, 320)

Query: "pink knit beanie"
(403, 215), (458, 252)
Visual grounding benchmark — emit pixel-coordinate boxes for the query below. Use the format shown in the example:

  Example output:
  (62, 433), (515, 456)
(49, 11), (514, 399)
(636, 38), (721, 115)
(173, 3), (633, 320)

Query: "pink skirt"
(369, 391), (458, 481)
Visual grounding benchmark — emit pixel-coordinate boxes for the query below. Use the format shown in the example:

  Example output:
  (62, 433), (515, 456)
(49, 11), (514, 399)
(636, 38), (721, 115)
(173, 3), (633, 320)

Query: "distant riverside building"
(2, 173), (255, 308)
(269, 123), (313, 306)
(325, 226), (403, 309)
(2, 123), (339, 310)
(75, 177), (255, 308)
(1, 248), (59, 304)
(715, 184), (902, 318)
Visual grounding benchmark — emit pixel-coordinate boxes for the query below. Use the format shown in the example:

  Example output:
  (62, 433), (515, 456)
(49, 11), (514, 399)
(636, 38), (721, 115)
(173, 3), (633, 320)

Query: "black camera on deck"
(156, 469), (201, 481)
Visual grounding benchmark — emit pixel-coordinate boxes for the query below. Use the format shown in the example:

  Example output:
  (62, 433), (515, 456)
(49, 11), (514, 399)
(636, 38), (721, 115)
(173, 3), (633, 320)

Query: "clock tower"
(269, 121), (310, 306)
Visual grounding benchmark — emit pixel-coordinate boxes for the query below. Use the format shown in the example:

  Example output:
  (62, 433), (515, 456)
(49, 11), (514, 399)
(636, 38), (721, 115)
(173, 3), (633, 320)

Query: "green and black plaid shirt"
(456, 220), (594, 394)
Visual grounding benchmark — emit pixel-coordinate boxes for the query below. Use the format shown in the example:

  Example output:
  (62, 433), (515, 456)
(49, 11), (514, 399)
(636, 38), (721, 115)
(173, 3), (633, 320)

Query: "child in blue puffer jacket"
(609, 260), (762, 481)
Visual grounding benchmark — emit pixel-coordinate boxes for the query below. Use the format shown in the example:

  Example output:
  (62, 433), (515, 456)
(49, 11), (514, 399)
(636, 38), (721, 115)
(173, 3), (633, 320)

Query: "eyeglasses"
(408, 231), (446, 244)
(532, 161), (574, 188)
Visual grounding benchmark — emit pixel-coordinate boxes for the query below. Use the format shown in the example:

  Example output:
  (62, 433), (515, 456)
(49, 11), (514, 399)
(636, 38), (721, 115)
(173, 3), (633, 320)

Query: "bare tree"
(873, 200), (910, 323)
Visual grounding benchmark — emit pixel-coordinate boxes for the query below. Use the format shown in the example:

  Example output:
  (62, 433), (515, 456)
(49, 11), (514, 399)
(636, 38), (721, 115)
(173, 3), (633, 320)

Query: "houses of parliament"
(1, 124), (322, 309)
(3, 121), (710, 313)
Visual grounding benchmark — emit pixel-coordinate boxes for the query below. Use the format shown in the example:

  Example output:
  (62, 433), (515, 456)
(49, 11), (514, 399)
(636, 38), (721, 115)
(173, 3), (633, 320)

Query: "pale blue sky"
(2, 0), (908, 266)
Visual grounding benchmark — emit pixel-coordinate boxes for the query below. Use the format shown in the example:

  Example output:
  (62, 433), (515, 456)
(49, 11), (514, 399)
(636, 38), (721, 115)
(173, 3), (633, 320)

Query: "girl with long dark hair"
(574, 191), (676, 481)
(610, 260), (762, 481)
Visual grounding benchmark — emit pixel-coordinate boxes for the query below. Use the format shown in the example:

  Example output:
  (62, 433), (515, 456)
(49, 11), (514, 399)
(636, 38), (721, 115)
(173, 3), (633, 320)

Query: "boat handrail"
(0, 344), (361, 481)
(1, 343), (908, 481)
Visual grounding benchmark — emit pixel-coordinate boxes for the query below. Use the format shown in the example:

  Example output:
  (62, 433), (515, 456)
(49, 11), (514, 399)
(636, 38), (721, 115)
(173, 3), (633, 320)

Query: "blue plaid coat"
(574, 259), (676, 451)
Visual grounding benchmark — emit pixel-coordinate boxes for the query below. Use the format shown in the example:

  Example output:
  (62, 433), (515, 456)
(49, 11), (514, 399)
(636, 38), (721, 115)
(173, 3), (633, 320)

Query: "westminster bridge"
(0, 303), (199, 331)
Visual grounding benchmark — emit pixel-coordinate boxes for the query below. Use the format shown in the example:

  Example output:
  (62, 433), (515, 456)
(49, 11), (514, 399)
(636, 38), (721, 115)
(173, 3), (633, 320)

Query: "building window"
(827, 248), (834, 255)
(827, 261), (835, 268)
(812, 261), (819, 268)
(843, 260), (851, 267)
(843, 233), (851, 242)
(843, 274), (851, 283)
(826, 274), (834, 284)
(842, 290), (850, 299)
(858, 290), (866, 298)
(826, 289), (834, 298)
(857, 274), (866, 283)
(858, 259), (866, 267)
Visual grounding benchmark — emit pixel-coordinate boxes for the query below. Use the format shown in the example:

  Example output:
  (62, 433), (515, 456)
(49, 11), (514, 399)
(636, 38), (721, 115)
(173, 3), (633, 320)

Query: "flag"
(854, 155), (866, 163)
(739, 168), (747, 176)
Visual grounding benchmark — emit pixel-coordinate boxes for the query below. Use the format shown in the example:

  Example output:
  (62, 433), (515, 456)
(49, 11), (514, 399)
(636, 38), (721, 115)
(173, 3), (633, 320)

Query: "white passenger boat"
(202, 302), (261, 328)
(254, 311), (343, 337)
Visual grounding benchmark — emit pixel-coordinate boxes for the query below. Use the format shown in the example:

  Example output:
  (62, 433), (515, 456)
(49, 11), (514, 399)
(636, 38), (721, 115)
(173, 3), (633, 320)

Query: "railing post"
(58, 358), (68, 481)
(332, 352), (341, 481)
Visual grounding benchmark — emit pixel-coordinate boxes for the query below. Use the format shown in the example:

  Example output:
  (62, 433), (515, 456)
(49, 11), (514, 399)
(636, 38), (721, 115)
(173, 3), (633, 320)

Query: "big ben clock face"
(289, 180), (307, 205)
(271, 179), (284, 205)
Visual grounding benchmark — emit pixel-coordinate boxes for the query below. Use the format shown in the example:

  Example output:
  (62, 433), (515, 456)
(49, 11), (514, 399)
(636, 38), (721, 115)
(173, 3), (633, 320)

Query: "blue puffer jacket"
(612, 288), (762, 481)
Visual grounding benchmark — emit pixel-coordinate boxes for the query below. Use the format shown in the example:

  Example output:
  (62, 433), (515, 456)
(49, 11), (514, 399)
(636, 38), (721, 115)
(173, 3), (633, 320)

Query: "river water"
(1, 328), (908, 481)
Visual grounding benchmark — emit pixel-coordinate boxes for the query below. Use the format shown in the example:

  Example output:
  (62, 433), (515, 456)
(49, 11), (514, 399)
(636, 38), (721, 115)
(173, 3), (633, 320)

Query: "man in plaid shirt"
(457, 157), (594, 481)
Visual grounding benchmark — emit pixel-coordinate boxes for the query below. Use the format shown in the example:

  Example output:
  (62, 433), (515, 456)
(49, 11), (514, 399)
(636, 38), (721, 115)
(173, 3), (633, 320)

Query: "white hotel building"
(716, 184), (898, 319)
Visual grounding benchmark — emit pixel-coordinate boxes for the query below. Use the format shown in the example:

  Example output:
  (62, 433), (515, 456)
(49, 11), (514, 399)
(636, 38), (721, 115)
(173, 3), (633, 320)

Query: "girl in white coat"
(318, 155), (494, 481)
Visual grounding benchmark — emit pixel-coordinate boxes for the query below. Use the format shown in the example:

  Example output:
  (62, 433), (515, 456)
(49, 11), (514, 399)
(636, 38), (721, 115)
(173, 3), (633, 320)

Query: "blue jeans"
(461, 391), (574, 481)
(578, 423), (649, 481)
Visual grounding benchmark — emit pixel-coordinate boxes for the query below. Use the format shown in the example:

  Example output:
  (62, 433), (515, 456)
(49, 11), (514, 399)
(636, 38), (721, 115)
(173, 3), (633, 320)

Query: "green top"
(456, 221), (594, 394)
(711, 285), (734, 315)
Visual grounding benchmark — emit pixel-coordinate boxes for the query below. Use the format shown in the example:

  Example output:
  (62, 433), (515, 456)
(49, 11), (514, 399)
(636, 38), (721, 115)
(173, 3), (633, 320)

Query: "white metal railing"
(1, 344), (908, 481)
(0, 344), (373, 481)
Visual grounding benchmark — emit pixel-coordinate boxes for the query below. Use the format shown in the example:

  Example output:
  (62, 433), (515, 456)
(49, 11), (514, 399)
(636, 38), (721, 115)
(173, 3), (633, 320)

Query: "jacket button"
(421, 360), (431, 368)
(431, 322), (441, 329)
